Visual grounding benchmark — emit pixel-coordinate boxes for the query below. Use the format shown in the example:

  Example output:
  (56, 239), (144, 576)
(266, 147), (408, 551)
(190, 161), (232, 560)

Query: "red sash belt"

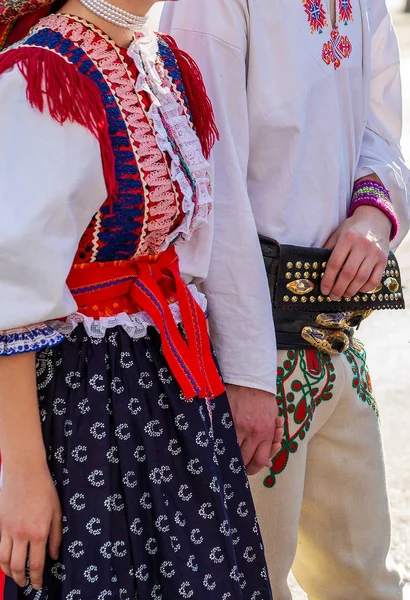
(67, 246), (224, 401)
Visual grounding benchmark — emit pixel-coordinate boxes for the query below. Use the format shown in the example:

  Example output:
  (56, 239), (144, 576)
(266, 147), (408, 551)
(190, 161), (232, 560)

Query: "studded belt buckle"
(315, 309), (373, 330)
(301, 326), (351, 355)
(345, 309), (373, 328)
(302, 309), (373, 354)
(315, 312), (352, 329)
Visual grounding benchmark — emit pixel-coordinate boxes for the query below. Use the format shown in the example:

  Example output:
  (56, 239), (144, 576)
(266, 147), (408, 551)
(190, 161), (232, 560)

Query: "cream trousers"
(250, 341), (403, 600)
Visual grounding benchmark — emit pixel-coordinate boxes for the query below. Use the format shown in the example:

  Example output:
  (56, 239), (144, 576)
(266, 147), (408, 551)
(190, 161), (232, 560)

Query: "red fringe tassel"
(0, 47), (117, 205)
(159, 34), (219, 160)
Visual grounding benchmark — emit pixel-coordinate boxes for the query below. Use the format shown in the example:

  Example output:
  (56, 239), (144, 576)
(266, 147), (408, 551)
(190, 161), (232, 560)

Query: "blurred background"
(149, 2), (410, 597)
(359, 2), (410, 598)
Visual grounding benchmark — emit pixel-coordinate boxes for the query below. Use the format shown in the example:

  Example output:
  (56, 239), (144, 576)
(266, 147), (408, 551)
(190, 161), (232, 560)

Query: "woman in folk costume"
(0, 0), (283, 598)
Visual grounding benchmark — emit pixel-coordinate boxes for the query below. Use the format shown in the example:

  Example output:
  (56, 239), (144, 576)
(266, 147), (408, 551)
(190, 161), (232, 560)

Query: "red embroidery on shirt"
(322, 28), (352, 69)
(301, 0), (328, 34)
(338, 0), (354, 25)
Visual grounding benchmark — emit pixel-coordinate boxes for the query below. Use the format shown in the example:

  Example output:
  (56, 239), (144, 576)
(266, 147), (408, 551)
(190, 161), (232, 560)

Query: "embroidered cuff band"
(0, 324), (63, 356)
(349, 179), (399, 241)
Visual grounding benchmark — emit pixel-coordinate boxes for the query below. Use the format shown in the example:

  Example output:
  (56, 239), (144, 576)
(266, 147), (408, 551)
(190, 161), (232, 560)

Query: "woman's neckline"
(55, 10), (148, 48)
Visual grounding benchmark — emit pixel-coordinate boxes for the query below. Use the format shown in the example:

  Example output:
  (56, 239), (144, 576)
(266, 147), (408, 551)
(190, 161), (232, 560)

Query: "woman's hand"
(0, 353), (62, 590)
(0, 464), (62, 590)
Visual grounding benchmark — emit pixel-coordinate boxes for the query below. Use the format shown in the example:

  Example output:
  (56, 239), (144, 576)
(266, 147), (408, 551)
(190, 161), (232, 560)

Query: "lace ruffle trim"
(1, 287), (207, 354)
(128, 30), (212, 253)
(50, 285), (207, 339)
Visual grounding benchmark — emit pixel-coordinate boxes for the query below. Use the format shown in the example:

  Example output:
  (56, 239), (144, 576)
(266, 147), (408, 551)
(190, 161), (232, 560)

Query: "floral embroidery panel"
(322, 27), (353, 70)
(263, 342), (377, 489)
(338, 0), (354, 25)
(301, 0), (328, 34)
(300, 0), (355, 70)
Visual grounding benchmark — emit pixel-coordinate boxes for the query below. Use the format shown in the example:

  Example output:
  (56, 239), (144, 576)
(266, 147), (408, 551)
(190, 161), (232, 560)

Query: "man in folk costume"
(161, 0), (410, 598)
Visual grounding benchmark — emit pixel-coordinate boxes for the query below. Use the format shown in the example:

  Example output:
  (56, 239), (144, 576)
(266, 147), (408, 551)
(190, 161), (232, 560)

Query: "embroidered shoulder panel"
(18, 15), (207, 261)
(23, 22), (151, 261)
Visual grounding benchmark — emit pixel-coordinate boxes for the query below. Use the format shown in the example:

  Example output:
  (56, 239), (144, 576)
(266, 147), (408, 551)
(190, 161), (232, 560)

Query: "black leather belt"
(273, 308), (357, 352)
(260, 236), (405, 353)
(273, 309), (337, 350)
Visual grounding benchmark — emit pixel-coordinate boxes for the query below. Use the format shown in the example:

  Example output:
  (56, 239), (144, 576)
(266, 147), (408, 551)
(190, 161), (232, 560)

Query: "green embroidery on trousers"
(263, 341), (378, 489)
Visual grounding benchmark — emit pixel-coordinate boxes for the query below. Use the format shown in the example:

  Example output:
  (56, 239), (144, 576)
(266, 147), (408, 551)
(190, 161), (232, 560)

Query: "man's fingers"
(326, 247), (367, 299)
(236, 430), (246, 448)
(323, 231), (338, 250)
(28, 540), (47, 590)
(240, 438), (257, 468)
(360, 260), (386, 293)
(10, 540), (28, 588)
(321, 238), (351, 296)
(267, 443), (282, 465)
(322, 230), (388, 299)
(273, 417), (285, 445)
(242, 417), (285, 472)
(275, 416), (285, 435)
(0, 533), (13, 578)
(226, 383), (281, 474)
(344, 256), (375, 298)
(267, 418), (285, 465)
(247, 441), (272, 476)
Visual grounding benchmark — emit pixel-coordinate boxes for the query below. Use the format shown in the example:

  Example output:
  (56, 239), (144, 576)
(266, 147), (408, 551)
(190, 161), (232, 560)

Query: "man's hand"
(321, 205), (391, 300)
(226, 385), (284, 476)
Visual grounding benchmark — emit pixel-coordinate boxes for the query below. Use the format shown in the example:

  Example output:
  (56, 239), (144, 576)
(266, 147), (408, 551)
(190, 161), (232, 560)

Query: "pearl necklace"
(79, 0), (148, 31)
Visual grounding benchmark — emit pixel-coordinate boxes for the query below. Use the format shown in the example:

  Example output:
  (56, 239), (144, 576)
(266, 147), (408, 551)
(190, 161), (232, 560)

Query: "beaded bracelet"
(349, 179), (399, 241)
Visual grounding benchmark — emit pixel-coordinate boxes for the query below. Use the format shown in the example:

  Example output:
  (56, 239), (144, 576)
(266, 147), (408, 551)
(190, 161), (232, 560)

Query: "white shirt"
(0, 66), (107, 332)
(161, 0), (410, 394)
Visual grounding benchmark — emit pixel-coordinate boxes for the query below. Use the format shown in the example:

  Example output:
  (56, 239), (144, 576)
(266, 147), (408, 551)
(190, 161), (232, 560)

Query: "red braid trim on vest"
(159, 34), (219, 160)
(0, 47), (117, 205)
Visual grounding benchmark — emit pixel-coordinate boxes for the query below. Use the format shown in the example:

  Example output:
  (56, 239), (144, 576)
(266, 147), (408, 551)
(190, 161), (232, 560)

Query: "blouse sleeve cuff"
(0, 324), (64, 356)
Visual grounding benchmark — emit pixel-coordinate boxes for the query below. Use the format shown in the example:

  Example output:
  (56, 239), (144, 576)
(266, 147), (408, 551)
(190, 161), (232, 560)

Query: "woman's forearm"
(0, 353), (47, 476)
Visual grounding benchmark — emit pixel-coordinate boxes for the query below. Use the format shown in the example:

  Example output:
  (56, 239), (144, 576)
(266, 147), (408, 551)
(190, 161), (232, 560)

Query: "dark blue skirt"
(4, 326), (272, 600)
